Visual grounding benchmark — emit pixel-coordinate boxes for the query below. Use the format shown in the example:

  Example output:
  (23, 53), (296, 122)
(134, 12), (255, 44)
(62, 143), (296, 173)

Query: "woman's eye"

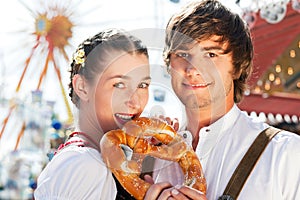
(138, 82), (150, 89)
(113, 82), (125, 89)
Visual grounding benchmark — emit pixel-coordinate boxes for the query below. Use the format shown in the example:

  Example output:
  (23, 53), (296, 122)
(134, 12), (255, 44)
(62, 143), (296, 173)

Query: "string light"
(297, 81), (300, 88)
(275, 64), (282, 73)
(288, 66), (294, 75)
(264, 81), (271, 90)
(274, 77), (281, 85)
(290, 49), (296, 58)
(269, 73), (275, 81)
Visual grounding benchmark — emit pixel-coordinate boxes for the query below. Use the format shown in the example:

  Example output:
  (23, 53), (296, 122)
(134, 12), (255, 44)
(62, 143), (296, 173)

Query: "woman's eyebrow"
(107, 75), (128, 80)
(142, 76), (152, 81)
(108, 75), (151, 81)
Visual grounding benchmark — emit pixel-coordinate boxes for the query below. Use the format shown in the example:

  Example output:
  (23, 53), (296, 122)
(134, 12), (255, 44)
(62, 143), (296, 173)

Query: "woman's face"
(92, 52), (150, 133)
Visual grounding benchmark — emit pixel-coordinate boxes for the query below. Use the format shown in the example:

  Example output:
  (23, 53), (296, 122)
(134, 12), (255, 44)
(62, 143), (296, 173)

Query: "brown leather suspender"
(219, 127), (282, 200)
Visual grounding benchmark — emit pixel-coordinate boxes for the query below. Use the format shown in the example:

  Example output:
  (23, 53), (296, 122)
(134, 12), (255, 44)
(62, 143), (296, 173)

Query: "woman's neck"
(72, 131), (102, 152)
(76, 113), (104, 151)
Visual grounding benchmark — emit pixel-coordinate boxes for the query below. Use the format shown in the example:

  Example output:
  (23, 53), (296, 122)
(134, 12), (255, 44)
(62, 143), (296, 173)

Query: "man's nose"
(186, 65), (200, 76)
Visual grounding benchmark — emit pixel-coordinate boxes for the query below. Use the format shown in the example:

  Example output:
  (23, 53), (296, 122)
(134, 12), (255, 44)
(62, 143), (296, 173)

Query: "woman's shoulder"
(48, 145), (104, 171)
(35, 146), (114, 199)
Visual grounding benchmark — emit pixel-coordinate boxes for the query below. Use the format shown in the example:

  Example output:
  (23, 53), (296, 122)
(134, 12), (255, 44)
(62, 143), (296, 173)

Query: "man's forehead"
(174, 37), (229, 51)
(173, 41), (197, 51)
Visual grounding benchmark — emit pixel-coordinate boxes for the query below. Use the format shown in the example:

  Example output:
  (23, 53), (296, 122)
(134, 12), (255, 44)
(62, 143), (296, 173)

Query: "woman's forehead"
(102, 53), (149, 76)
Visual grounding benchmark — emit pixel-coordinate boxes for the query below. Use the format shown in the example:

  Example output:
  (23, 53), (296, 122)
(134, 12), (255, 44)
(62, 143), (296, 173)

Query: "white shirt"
(34, 145), (117, 200)
(154, 104), (300, 200)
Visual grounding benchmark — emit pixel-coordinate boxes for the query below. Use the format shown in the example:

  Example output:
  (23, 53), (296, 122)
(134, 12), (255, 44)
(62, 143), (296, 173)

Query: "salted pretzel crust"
(100, 117), (206, 199)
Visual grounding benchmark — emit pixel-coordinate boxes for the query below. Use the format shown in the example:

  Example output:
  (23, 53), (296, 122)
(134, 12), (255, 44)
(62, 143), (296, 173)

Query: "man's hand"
(159, 116), (179, 131)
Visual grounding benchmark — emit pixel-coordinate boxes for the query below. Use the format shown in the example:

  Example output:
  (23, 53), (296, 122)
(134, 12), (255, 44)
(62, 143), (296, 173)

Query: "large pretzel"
(100, 117), (206, 199)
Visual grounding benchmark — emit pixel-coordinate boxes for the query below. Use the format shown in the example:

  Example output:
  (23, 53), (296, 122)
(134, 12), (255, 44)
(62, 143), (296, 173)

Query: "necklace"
(54, 132), (101, 156)
(69, 132), (100, 152)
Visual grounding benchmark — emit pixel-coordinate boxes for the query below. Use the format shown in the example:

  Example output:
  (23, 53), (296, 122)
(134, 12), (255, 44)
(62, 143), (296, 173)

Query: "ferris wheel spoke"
(0, 104), (16, 140)
(51, 54), (73, 123)
(16, 40), (40, 92)
(14, 121), (26, 151)
(36, 51), (51, 90)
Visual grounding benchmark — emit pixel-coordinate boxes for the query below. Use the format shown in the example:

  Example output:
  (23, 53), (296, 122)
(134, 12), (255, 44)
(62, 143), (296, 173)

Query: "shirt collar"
(201, 104), (241, 137)
(195, 104), (241, 160)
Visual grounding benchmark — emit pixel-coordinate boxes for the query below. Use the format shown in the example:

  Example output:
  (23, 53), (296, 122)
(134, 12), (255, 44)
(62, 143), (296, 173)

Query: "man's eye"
(207, 52), (217, 58)
(138, 82), (149, 89)
(176, 52), (189, 58)
(113, 82), (125, 88)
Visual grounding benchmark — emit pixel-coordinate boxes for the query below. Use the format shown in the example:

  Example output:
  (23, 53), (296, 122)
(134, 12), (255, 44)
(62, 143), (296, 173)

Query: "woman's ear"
(72, 74), (89, 102)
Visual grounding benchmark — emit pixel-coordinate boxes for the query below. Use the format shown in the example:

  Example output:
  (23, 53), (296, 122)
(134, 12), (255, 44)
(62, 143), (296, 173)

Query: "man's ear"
(72, 74), (89, 101)
(233, 69), (243, 80)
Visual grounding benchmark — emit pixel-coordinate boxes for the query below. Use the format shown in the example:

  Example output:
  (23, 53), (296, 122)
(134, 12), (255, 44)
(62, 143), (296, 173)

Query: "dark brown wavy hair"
(164, 0), (253, 103)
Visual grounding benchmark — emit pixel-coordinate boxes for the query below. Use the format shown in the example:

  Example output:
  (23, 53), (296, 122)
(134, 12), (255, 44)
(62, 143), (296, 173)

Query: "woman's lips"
(115, 113), (135, 124)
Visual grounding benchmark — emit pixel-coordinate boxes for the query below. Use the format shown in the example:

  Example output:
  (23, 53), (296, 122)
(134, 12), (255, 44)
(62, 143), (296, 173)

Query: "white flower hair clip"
(73, 49), (85, 67)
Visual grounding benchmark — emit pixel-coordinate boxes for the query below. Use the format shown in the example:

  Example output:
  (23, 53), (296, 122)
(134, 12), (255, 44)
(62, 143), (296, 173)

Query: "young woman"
(34, 28), (151, 199)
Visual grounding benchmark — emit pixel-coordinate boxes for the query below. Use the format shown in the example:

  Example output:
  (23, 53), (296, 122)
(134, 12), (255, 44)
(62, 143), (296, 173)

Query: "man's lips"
(183, 82), (212, 89)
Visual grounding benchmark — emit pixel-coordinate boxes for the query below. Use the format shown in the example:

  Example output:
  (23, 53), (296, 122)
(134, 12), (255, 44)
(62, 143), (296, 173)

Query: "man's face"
(169, 35), (235, 111)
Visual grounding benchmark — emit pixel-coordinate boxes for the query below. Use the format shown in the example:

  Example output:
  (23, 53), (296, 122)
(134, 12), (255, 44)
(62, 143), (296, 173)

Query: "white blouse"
(34, 145), (117, 200)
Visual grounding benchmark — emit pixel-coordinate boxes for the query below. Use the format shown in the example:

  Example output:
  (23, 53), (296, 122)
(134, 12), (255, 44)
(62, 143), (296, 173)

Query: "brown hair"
(69, 28), (148, 108)
(164, 0), (253, 103)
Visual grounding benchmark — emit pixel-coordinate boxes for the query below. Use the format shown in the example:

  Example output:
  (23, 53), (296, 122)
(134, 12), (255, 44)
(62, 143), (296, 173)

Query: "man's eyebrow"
(202, 45), (228, 54)
(202, 46), (225, 51)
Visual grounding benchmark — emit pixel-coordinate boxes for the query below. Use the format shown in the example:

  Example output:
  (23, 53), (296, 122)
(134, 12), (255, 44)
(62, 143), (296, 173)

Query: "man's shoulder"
(271, 127), (300, 147)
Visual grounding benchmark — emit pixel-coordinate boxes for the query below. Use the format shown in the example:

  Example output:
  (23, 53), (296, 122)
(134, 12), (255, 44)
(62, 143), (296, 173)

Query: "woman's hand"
(144, 175), (207, 200)
(170, 185), (207, 200)
(144, 181), (173, 200)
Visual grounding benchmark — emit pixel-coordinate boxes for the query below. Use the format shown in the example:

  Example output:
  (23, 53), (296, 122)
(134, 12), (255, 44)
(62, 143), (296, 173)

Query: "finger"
(165, 117), (172, 125)
(170, 188), (190, 200)
(157, 187), (173, 200)
(158, 115), (165, 121)
(144, 182), (172, 200)
(144, 174), (154, 184)
(172, 118), (179, 131)
(167, 197), (176, 200)
(176, 185), (207, 200)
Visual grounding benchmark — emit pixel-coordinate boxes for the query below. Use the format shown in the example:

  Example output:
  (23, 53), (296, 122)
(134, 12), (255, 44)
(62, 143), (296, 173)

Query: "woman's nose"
(126, 91), (141, 110)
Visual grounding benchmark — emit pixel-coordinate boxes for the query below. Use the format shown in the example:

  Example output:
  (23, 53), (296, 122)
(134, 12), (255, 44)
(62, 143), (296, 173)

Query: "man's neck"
(185, 101), (234, 150)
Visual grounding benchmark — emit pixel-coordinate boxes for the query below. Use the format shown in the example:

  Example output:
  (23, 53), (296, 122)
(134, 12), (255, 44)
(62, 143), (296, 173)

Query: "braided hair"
(69, 28), (148, 108)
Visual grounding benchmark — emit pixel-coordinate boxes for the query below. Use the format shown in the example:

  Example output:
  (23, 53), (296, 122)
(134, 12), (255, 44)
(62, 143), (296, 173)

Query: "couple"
(34, 1), (300, 199)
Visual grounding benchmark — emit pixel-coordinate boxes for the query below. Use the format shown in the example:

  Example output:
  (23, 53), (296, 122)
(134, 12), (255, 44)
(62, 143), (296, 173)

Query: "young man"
(146, 0), (300, 199)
